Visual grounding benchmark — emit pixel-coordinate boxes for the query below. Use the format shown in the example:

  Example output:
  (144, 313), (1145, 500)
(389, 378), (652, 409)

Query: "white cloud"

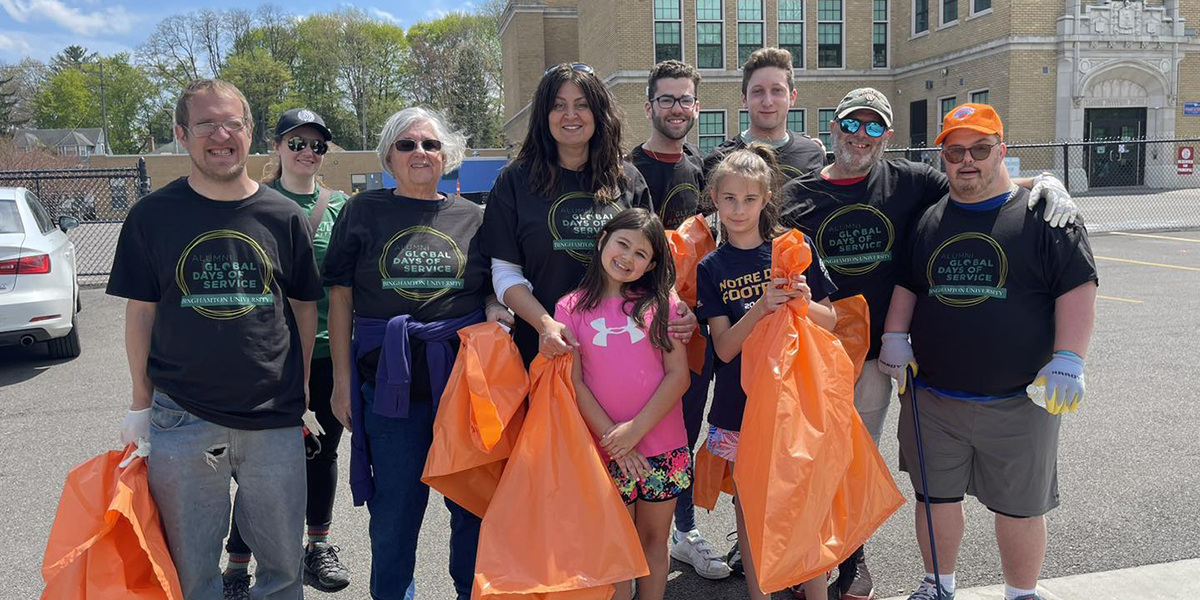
(368, 7), (399, 24)
(0, 29), (132, 62)
(0, 0), (135, 36)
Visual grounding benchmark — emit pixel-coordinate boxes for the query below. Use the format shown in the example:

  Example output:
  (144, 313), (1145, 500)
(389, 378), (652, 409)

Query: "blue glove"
(877, 333), (918, 394)
(1029, 173), (1079, 228)
(1031, 351), (1086, 414)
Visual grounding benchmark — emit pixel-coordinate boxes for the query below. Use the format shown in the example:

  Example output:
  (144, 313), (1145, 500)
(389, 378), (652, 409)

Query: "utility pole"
(97, 58), (110, 155)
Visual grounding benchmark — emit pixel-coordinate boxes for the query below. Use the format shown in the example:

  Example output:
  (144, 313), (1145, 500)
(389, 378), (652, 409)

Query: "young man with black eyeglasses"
(628, 59), (734, 582)
(777, 89), (1080, 600)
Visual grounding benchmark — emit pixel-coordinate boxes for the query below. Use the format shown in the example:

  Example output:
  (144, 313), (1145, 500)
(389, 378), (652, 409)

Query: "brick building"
(500, 0), (1200, 186)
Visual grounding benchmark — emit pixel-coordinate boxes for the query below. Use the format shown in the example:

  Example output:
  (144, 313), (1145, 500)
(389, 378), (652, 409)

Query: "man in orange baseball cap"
(877, 103), (1098, 600)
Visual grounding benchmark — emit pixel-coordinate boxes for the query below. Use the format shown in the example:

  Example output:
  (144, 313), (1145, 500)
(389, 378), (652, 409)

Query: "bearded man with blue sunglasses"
(777, 88), (1081, 600)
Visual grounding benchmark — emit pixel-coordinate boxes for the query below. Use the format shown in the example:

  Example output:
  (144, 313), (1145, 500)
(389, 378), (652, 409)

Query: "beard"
(190, 152), (247, 183)
(948, 166), (998, 201)
(832, 133), (886, 175)
(651, 112), (694, 141)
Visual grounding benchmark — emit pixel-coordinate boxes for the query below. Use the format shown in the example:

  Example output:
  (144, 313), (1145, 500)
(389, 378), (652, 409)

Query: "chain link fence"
(885, 138), (1200, 232)
(0, 160), (150, 279)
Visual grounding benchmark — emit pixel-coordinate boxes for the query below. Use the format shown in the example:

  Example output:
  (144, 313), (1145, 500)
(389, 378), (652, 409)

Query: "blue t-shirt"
(695, 233), (837, 431)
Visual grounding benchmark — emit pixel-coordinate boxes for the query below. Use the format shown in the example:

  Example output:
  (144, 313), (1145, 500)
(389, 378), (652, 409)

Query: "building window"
(817, 0), (843, 69)
(972, 0), (991, 15)
(818, 108), (835, 147)
(778, 1), (804, 69)
(914, 0), (929, 34)
(938, 96), (957, 132)
(970, 89), (989, 104)
(941, 0), (957, 26)
(873, 1), (888, 68)
(788, 109), (806, 133)
(737, 0), (764, 67)
(654, 0), (683, 62)
(699, 110), (727, 154)
(697, 0), (724, 69)
(739, 110), (750, 133)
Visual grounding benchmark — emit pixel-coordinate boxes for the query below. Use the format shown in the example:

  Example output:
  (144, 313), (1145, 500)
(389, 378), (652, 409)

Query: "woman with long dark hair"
(482, 63), (695, 365)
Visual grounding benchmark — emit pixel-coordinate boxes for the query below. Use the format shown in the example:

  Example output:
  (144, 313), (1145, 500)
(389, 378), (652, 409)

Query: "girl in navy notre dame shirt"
(694, 144), (838, 600)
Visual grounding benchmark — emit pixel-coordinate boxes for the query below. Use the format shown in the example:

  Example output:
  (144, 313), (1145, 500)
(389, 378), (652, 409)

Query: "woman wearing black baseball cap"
(222, 107), (353, 598)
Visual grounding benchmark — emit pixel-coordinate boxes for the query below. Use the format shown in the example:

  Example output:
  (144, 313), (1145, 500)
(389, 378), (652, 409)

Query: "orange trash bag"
(423, 322), (530, 518)
(667, 214), (717, 375)
(41, 444), (183, 600)
(472, 354), (648, 599)
(690, 443), (735, 511)
(734, 230), (904, 593)
(831, 295), (871, 381)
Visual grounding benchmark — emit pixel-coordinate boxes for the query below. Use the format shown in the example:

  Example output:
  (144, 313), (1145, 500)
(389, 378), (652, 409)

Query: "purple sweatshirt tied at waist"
(349, 309), (484, 505)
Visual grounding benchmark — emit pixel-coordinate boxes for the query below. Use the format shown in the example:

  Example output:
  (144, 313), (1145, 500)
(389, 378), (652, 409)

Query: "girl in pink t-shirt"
(549, 208), (690, 600)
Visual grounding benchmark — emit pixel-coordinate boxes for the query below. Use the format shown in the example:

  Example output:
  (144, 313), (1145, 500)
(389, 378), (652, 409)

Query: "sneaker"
(905, 577), (954, 600)
(837, 550), (875, 600)
(1011, 595), (1044, 600)
(725, 542), (743, 576)
(787, 573), (838, 600)
(303, 543), (351, 591)
(222, 571), (250, 600)
(670, 529), (733, 580)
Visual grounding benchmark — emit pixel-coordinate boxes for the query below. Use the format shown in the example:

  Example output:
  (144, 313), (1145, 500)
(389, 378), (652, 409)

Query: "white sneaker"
(670, 529), (733, 580)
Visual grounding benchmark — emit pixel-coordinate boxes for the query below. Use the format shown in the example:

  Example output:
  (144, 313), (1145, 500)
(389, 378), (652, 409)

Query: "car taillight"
(0, 254), (51, 275)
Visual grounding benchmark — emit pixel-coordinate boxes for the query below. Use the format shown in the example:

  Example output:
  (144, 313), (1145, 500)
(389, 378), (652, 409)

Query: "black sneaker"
(836, 548), (875, 600)
(725, 539), (743, 576)
(222, 571), (251, 600)
(303, 543), (351, 591)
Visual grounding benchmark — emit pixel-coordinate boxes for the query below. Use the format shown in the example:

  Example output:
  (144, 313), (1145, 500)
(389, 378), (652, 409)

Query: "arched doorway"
(1079, 63), (1171, 187)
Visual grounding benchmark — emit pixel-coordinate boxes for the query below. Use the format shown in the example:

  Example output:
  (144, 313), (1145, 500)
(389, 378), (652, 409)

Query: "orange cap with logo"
(935, 103), (1004, 145)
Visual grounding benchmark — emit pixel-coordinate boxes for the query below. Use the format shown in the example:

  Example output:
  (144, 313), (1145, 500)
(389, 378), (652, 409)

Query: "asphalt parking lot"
(2, 230), (1198, 600)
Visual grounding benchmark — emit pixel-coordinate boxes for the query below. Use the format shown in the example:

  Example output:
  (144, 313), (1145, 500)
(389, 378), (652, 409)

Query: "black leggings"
(227, 356), (343, 554)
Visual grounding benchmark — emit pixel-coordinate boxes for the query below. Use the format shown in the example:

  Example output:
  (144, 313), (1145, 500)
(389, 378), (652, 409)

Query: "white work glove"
(877, 332), (918, 395)
(121, 408), (150, 446)
(1030, 351), (1086, 415)
(302, 409), (326, 437)
(1028, 173), (1078, 228)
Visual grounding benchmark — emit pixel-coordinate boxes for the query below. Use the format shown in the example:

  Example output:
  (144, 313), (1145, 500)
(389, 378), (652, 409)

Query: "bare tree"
(137, 15), (204, 87)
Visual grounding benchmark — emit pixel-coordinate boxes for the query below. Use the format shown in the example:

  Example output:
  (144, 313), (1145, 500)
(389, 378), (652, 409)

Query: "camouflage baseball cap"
(835, 88), (893, 128)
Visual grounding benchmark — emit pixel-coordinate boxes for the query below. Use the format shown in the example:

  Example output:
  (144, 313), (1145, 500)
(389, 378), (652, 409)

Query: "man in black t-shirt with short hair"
(878, 104), (1097, 600)
(109, 79), (323, 600)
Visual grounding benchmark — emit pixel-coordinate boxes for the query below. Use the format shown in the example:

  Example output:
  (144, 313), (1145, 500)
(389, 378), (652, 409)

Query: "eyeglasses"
(942, 141), (1002, 164)
(544, 62), (594, 76)
(838, 118), (887, 138)
(186, 117), (248, 138)
(286, 136), (328, 155)
(394, 139), (443, 153)
(651, 94), (697, 110)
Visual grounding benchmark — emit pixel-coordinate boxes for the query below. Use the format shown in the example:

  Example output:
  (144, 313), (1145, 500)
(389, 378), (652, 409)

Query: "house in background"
(13, 128), (107, 157)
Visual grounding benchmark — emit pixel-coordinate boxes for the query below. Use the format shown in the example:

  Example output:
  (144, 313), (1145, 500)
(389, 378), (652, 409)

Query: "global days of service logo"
(378, 226), (466, 301)
(925, 232), (1009, 307)
(659, 182), (700, 229)
(175, 230), (274, 320)
(548, 191), (618, 263)
(817, 204), (895, 275)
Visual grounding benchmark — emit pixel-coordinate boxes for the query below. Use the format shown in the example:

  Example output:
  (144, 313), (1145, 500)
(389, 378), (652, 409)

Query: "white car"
(0, 187), (81, 358)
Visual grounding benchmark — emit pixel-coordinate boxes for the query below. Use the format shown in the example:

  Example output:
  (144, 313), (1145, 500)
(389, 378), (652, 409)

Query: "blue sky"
(0, 0), (481, 63)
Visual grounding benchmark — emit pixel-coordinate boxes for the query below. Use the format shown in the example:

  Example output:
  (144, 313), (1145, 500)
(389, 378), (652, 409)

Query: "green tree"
(30, 54), (157, 154)
(220, 47), (293, 153)
(50, 45), (97, 74)
(32, 68), (100, 130)
(405, 12), (503, 147)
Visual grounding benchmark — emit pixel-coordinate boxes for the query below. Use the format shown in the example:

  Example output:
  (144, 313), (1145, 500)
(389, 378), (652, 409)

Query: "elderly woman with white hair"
(323, 106), (512, 600)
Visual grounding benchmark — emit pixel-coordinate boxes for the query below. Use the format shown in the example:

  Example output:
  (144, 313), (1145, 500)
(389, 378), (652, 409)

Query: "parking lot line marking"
(1097, 295), (1143, 304)
(1111, 232), (1200, 244)
(1094, 256), (1200, 272)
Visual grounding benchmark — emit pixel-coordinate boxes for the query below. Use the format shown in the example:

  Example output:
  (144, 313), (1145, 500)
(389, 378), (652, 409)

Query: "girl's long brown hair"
(703, 142), (786, 241)
(516, 64), (628, 203)
(573, 208), (676, 351)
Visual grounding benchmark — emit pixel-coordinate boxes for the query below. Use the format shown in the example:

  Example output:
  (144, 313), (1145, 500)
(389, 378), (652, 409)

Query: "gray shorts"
(897, 386), (1062, 517)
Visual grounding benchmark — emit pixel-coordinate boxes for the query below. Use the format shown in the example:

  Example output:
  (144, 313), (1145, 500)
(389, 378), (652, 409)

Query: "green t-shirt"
(272, 179), (348, 359)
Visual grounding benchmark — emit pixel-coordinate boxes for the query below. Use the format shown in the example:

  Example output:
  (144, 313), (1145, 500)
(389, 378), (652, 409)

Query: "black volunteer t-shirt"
(702, 133), (825, 181)
(695, 234), (836, 431)
(481, 159), (653, 363)
(899, 188), (1098, 398)
(106, 177), (324, 430)
(322, 190), (491, 392)
(630, 143), (705, 229)
(779, 159), (949, 359)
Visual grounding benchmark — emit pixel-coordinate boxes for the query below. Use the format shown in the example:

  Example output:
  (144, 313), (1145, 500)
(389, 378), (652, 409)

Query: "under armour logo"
(590, 316), (646, 347)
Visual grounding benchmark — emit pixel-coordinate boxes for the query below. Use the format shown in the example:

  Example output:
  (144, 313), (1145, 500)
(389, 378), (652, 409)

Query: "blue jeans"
(147, 391), (305, 600)
(675, 341), (713, 533)
(362, 384), (480, 600)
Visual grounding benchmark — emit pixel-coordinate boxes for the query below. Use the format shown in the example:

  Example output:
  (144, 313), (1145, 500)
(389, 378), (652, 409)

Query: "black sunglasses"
(286, 136), (328, 155)
(394, 138), (443, 153)
(942, 141), (1002, 164)
(544, 62), (594, 76)
(838, 118), (887, 138)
